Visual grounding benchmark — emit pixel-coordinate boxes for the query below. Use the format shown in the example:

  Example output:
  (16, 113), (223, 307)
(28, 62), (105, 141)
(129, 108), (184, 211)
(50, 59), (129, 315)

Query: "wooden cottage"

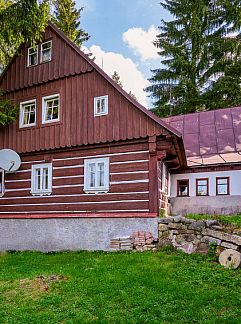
(0, 23), (186, 250)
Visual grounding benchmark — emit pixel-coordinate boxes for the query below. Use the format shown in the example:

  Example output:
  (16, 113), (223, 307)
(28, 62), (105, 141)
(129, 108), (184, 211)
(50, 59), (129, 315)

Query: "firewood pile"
(110, 231), (157, 251)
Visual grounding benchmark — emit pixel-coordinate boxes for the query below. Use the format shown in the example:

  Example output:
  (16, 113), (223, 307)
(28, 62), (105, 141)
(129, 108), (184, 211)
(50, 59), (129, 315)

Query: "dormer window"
(20, 100), (36, 128)
(94, 95), (108, 116)
(41, 41), (52, 63)
(27, 46), (38, 67)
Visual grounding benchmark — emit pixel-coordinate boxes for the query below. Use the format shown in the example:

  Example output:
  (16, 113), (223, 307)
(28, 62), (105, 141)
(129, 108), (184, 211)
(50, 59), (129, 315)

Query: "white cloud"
(122, 25), (159, 61)
(83, 45), (150, 107)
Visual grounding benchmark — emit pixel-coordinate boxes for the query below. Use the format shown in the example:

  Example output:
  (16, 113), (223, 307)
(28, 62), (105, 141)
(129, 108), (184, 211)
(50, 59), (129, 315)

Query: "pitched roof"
(0, 22), (186, 166)
(163, 106), (241, 167)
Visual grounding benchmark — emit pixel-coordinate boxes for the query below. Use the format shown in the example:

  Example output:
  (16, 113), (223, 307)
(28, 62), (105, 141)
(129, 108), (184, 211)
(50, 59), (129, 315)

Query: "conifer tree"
(146, 0), (241, 117)
(52, 0), (90, 47)
(0, 0), (50, 69)
(112, 71), (123, 88)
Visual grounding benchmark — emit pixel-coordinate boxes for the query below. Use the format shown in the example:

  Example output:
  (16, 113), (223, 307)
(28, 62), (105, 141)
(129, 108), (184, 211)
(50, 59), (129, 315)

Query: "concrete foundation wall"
(0, 217), (158, 252)
(170, 196), (241, 215)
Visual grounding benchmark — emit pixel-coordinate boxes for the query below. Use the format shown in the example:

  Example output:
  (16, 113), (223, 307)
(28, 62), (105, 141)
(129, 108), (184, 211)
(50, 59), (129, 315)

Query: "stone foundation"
(0, 217), (158, 252)
(159, 216), (241, 255)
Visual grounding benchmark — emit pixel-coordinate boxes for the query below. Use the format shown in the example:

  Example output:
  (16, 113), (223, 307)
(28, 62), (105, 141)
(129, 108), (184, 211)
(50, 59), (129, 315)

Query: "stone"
(180, 217), (196, 224)
(176, 242), (195, 254)
(200, 236), (221, 246)
(202, 229), (241, 246)
(168, 223), (187, 230)
(216, 246), (226, 256)
(196, 242), (209, 254)
(188, 221), (206, 231)
(178, 229), (195, 234)
(205, 220), (219, 227)
(158, 224), (169, 232)
(233, 228), (241, 235)
(211, 225), (224, 231)
(172, 216), (186, 223)
(219, 249), (241, 269)
(159, 230), (169, 238)
(176, 234), (197, 244)
(159, 218), (173, 224)
(221, 242), (239, 250)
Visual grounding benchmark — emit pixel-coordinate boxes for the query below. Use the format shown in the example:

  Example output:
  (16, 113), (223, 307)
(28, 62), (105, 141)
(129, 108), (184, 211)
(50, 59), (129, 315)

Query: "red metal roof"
(163, 106), (241, 166)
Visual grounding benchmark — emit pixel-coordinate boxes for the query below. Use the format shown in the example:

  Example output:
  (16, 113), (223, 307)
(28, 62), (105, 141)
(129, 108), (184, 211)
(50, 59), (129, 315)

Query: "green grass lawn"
(0, 250), (240, 323)
(186, 213), (241, 227)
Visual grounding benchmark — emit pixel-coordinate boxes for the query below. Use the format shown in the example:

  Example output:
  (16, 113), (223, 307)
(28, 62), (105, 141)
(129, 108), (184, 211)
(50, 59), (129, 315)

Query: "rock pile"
(159, 216), (241, 255)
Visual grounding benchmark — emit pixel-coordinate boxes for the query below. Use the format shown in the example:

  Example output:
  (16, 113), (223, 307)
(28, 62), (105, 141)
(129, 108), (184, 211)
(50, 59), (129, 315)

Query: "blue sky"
(75, 0), (170, 107)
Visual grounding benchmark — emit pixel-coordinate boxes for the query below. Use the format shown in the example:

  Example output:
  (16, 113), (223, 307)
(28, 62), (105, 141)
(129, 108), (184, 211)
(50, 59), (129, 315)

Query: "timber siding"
(0, 140), (152, 215)
(0, 71), (165, 153)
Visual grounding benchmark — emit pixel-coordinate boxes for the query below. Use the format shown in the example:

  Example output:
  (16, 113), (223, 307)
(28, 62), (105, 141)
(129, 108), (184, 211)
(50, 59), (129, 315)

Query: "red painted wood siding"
(0, 27), (93, 92)
(0, 141), (152, 215)
(0, 70), (164, 153)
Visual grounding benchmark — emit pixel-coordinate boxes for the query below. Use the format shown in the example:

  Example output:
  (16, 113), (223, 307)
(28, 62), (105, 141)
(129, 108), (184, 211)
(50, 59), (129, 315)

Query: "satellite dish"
(0, 149), (21, 172)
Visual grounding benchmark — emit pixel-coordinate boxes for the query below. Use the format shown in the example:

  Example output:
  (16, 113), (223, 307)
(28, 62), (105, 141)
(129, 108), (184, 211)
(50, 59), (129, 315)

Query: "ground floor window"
(216, 177), (229, 195)
(196, 178), (209, 196)
(0, 170), (4, 196)
(84, 157), (109, 193)
(31, 163), (52, 195)
(177, 179), (189, 197)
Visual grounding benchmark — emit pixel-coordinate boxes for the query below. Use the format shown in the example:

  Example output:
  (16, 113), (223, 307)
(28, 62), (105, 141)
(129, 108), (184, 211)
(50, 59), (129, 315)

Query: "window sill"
(31, 191), (52, 196)
(84, 188), (109, 194)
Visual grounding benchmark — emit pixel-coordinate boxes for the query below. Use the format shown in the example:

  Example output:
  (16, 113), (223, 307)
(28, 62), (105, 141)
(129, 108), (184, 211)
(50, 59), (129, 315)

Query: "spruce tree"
(52, 0), (90, 47)
(146, 0), (241, 117)
(0, 0), (50, 125)
(112, 71), (123, 88)
(0, 0), (50, 69)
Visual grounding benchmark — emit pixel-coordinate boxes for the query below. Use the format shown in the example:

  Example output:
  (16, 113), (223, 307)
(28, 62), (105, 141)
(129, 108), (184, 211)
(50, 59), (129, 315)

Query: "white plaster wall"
(170, 170), (241, 197)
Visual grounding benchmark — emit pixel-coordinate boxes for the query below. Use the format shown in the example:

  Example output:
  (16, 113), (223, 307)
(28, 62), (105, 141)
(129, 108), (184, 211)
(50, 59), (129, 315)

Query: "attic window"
(94, 95), (108, 116)
(27, 46), (38, 67)
(41, 41), (52, 63)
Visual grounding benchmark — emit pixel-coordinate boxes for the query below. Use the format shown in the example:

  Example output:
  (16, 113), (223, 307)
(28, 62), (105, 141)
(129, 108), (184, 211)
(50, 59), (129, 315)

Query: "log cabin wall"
(0, 140), (153, 216)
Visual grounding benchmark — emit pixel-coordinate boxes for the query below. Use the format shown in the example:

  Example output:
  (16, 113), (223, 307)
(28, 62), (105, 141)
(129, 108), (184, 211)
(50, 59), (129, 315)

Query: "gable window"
(196, 178), (209, 196)
(216, 177), (229, 195)
(84, 158), (109, 193)
(20, 100), (36, 128)
(27, 46), (38, 67)
(41, 41), (52, 63)
(94, 95), (108, 116)
(42, 94), (60, 124)
(0, 170), (4, 197)
(177, 179), (189, 197)
(31, 163), (52, 195)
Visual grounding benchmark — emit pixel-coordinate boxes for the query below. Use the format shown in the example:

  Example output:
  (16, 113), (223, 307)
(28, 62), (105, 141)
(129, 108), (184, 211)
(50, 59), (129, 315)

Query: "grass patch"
(186, 213), (241, 227)
(0, 250), (240, 323)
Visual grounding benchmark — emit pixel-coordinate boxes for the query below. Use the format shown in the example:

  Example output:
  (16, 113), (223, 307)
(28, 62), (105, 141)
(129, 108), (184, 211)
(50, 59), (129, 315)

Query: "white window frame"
(84, 157), (109, 193)
(94, 95), (108, 116)
(19, 99), (37, 128)
(42, 94), (60, 124)
(40, 40), (52, 63)
(0, 170), (5, 197)
(27, 46), (38, 67)
(31, 163), (52, 196)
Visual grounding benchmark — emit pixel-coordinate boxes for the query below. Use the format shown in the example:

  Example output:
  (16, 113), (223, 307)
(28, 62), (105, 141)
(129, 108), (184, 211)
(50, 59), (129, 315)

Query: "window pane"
(43, 168), (49, 190)
(22, 102), (36, 126)
(178, 180), (188, 196)
(217, 178), (228, 185)
(44, 97), (59, 122)
(89, 163), (96, 187)
(35, 169), (41, 190)
(0, 172), (3, 194)
(97, 162), (105, 187)
(197, 179), (208, 195)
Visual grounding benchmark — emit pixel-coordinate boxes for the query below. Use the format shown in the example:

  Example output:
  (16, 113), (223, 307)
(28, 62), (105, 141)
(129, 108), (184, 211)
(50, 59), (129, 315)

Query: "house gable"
(0, 23), (186, 169)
